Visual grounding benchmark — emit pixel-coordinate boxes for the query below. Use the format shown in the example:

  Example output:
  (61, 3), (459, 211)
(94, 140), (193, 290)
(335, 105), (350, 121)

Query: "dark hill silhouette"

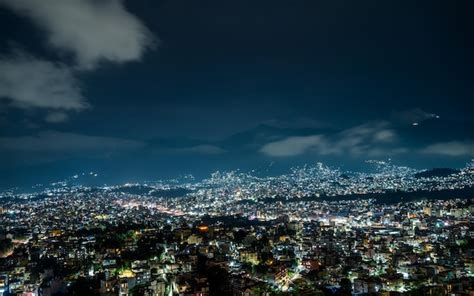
(414, 168), (459, 179)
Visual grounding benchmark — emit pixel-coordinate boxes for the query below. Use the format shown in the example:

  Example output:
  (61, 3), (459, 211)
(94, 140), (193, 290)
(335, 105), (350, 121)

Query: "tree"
(339, 278), (352, 296)
(207, 266), (230, 295)
(0, 238), (13, 257)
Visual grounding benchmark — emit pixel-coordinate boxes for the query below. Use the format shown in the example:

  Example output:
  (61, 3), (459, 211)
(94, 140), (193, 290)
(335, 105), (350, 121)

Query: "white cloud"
(0, 131), (145, 152)
(338, 121), (395, 144)
(0, 54), (86, 110)
(373, 129), (396, 142)
(421, 141), (474, 157)
(0, 0), (155, 69)
(260, 135), (326, 157)
(260, 121), (405, 157)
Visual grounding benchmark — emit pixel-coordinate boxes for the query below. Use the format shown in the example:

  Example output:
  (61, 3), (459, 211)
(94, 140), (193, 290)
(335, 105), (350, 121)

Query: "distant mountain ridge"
(146, 118), (473, 155)
(1, 118), (472, 190)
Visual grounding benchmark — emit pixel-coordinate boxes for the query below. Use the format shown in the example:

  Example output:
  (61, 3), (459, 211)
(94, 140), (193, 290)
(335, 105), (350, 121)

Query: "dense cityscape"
(1, 161), (473, 295)
(1, 0), (473, 295)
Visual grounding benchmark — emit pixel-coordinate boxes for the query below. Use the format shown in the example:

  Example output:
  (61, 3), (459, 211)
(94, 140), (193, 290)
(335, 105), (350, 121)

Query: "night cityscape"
(0, 0), (473, 295)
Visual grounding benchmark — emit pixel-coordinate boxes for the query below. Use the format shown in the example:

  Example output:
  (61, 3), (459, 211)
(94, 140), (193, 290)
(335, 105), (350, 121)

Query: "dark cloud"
(174, 144), (226, 155)
(0, 131), (145, 152)
(262, 117), (331, 130)
(45, 111), (69, 123)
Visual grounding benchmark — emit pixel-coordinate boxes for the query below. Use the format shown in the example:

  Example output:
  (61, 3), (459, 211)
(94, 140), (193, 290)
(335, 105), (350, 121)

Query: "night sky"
(0, 0), (473, 188)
